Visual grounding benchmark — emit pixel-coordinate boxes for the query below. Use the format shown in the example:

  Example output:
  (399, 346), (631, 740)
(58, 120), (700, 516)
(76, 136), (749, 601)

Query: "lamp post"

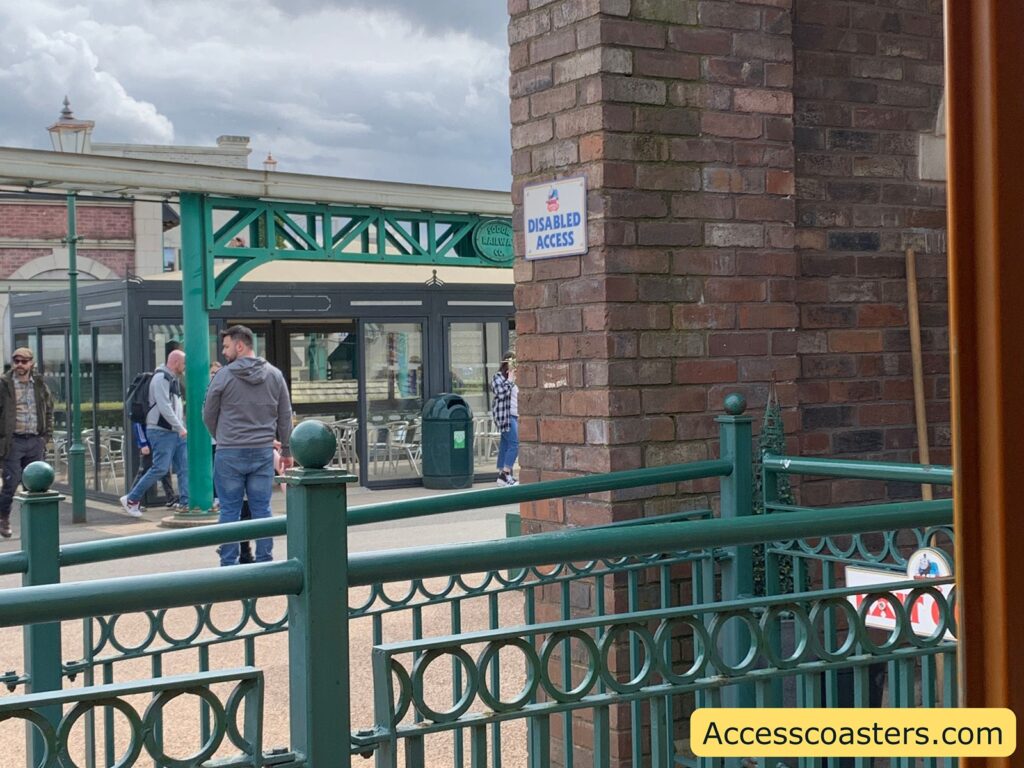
(48, 97), (93, 524)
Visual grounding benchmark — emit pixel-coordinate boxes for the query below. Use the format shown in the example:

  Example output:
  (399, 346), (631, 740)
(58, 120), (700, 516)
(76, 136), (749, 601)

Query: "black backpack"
(126, 370), (172, 424)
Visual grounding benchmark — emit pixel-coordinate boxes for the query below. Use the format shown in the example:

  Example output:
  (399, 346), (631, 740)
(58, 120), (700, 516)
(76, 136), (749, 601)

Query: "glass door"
(286, 324), (359, 474)
(361, 321), (424, 485)
(75, 325), (96, 491)
(446, 320), (506, 476)
(92, 323), (125, 495)
(40, 329), (69, 486)
(286, 324), (358, 420)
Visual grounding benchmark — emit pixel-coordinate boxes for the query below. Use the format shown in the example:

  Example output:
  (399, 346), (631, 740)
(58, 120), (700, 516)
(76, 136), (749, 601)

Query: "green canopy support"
(173, 192), (512, 511)
(180, 193), (214, 514)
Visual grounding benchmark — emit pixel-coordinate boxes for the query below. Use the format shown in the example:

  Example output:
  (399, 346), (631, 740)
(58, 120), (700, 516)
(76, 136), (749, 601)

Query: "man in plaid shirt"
(490, 351), (519, 486)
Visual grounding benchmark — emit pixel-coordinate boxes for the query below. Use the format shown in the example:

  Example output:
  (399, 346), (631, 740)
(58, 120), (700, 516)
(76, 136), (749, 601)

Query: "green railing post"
(284, 421), (355, 768)
(18, 462), (64, 767)
(716, 393), (755, 711)
(179, 192), (214, 514)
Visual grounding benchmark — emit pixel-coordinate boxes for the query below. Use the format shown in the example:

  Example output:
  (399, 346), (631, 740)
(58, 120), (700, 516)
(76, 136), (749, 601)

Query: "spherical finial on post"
(723, 393), (747, 416)
(290, 420), (337, 469)
(22, 462), (55, 492)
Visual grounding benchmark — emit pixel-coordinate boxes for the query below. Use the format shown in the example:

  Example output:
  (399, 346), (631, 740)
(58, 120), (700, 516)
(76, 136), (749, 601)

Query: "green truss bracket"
(199, 196), (513, 310)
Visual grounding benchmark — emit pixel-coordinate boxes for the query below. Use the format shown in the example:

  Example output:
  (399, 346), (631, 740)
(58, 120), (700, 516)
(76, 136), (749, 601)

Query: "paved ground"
(0, 482), (529, 766)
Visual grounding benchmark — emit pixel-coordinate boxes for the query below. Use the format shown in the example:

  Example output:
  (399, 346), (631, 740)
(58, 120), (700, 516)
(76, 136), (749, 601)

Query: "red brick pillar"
(509, 0), (796, 526)
(508, 2), (795, 764)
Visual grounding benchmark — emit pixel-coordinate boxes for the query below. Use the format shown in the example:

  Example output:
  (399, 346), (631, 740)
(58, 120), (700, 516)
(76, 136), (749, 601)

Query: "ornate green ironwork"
(0, 669), (264, 768)
(178, 193), (513, 511)
(371, 581), (957, 767)
(753, 383), (796, 595)
(201, 196), (514, 310)
(0, 402), (962, 768)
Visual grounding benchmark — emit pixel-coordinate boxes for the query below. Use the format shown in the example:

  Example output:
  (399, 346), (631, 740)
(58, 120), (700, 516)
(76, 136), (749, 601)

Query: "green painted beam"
(348, 501), (953, 586)
(763, 454), (954, 485)
(0, 561), (302, 629)
(19, 486), (63, 766)
(285, 465), (353, 768)
(66, 192), (87, 524)
(180, 192), (215, 513)
(0, 462), (948, 575)
(199, 196), (513, 310)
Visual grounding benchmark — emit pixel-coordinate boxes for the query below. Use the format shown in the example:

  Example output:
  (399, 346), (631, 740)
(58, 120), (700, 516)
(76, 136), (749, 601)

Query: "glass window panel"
(145, 322), (219, 371)
(363, 322), (423, 482)
(41, 330), (69, 486)
(289, 326), (358, 419)
(449, 321), (503, 474)
(92, 324), (125, 495)
(224, 322), (269, 359)
(13, 332), (38, 368)
(74, 326), (96, 490)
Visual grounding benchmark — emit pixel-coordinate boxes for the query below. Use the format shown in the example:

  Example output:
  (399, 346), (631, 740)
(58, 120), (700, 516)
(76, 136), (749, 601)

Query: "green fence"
(0, 400), (956, 768)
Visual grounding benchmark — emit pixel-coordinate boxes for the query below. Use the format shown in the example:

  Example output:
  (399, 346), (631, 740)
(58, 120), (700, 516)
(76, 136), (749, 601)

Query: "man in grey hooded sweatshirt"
(203, 325), (293, 566)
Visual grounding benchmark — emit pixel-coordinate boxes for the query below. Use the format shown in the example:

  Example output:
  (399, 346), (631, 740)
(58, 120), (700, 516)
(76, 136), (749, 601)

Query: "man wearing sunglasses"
(0, 348), (54, 537)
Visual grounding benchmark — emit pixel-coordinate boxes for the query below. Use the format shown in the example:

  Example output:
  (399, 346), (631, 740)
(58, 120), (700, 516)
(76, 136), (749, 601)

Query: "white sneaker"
(120, 495), (143, 518)
(496, 474), (509, 487)
(506, 476), (519, 486)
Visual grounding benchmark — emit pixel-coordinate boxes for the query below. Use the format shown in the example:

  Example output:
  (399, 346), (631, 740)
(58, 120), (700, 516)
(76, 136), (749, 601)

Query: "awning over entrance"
(0, 146), (512, 214)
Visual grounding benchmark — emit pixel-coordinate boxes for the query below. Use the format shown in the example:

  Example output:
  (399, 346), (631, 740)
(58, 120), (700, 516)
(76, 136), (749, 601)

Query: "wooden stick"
(905, 247), (932, 500)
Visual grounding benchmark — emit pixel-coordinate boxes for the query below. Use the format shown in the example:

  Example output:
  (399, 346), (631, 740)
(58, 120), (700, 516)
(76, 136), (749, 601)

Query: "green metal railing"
(0, 668), (264, 768)
(371, 578), (957, 768)
(0, 401), (958, 768)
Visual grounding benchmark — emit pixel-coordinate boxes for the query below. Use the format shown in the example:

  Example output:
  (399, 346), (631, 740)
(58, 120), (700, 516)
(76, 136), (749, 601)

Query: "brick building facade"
(508, 1), (946, 762)
(509, 0), (947, 530)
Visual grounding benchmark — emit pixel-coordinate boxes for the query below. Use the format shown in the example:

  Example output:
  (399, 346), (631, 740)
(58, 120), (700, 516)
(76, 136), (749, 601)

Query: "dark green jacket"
(0, 372), (54, 457)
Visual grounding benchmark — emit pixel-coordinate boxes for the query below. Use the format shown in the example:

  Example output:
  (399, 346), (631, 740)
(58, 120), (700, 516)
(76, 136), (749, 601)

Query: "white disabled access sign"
(523, 176), (588, 260)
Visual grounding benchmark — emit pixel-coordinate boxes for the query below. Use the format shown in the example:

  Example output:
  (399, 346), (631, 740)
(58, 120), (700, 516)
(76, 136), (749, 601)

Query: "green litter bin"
(421, 393), (474, 489)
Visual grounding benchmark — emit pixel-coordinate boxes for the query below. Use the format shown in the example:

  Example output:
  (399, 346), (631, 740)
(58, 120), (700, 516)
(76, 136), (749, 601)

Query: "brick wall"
(508, 1), (947, 763)
(0, 248), (132, 280)
(0, 202), (134, 243)
(0, 248), (55, 277)
(511, 0), (800, 540)
(510, 2), (802, 763)
(78, 249), (134, 278)
(0, 201), (135, 279)
(792, 0), (947, 504)
(510, 0), (947, 509)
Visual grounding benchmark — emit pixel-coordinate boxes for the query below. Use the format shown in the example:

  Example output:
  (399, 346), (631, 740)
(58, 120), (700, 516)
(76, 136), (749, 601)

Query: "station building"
(9, 260), (514, 495)
(2, 105), (515, 497)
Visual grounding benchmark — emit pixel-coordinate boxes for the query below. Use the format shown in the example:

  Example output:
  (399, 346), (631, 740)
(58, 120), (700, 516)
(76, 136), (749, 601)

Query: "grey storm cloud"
(0, 0), (512, 190)
(273, 0), (507, 42)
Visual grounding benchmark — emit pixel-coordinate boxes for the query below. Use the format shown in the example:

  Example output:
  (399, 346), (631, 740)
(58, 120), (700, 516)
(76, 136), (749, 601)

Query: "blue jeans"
(496, 416), (519, 472)
(215, 447), (274, 566)
(127, 427), (188, 505)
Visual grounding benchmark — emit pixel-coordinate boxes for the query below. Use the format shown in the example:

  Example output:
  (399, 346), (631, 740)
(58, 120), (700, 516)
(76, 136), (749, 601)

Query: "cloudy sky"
(0, 0), (512, 190)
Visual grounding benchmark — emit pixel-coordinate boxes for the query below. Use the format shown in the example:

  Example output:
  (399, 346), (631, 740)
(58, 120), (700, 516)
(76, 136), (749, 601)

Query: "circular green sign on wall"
(472, 219), (514, 264)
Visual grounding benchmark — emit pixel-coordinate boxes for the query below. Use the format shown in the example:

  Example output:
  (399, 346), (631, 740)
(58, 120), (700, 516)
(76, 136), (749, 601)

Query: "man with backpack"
(129, 420), (178, 508)
(120, 350), (189, 517)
